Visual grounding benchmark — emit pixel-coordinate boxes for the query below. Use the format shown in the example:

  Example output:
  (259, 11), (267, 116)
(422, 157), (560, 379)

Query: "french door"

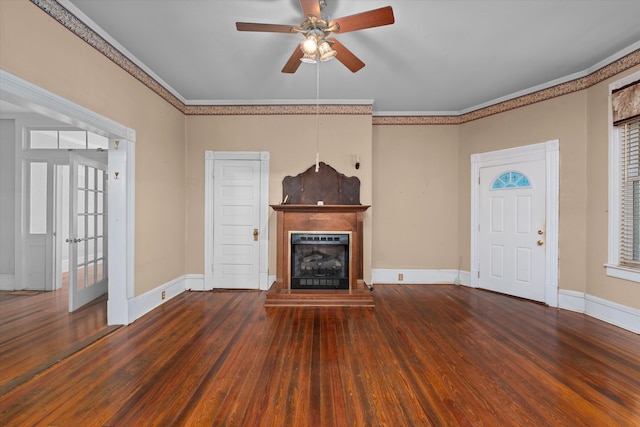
(68, 154), (108, 311)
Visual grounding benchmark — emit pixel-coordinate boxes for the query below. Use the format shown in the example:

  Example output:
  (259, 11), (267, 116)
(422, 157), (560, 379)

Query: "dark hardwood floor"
(0, 284), (117, 396)
(0, 285), (638, 426)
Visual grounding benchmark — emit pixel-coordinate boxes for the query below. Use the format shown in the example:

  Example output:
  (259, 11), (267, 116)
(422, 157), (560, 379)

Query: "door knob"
(537, 240), (544, 246)
(253, 228), (259, 241)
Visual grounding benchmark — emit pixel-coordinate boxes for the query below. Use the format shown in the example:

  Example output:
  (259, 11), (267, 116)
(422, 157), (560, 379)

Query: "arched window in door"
(491, 171), (531, 189)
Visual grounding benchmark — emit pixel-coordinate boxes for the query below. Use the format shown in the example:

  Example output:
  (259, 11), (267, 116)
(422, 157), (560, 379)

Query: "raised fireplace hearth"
(266, 162), (372, 307)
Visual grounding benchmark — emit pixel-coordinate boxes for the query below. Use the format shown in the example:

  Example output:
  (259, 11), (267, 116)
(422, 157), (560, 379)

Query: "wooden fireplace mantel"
(267, 204), (373, 307)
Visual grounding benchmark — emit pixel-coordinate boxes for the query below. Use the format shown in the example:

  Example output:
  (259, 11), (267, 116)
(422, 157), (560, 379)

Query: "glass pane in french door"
(74, 164), (107, 291)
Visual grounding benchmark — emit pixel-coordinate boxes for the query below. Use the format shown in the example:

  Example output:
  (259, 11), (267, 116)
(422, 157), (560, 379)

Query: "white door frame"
(471, 140), (559, 307)
(204, 151), (270, 291)
(1, 70), (136, 325)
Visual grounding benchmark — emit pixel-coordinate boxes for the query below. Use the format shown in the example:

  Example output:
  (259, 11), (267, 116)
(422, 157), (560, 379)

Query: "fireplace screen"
(290, 233), (349, 289)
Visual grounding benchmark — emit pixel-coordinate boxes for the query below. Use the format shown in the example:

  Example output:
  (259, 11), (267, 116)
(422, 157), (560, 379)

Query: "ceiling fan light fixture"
(300, 52), (318, 63)
(318, 40), (336, 61)
(300, 35), (318, 55)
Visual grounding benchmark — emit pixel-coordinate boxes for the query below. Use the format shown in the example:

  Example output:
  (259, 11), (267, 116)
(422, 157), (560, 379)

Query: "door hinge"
(478, 177), (480, 185)
(477, 271), (480, 278)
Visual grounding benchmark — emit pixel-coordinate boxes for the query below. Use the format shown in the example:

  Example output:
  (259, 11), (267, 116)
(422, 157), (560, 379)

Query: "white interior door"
(212, 159), (261, 289)
(479, 159), (546, 302)
(68, 154), (108, 311)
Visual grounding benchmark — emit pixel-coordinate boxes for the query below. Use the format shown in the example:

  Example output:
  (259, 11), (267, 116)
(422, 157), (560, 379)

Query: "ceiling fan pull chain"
(315, 60), (320, 172)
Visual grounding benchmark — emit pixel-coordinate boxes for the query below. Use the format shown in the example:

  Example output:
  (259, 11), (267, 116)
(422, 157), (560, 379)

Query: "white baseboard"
(120, 271), (639, 334)
(585, 294), (640, 334)
(558, 289), (639, 334)
(127, 275), (187, 323)
(557, 289), (586, 313)
(0, 274), (15, 291)
(372, 269), (471, 286)
(184, 274), (205, 291)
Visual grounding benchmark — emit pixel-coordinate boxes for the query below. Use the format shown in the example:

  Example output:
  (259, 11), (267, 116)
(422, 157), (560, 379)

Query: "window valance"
(613, 80), (640, 125)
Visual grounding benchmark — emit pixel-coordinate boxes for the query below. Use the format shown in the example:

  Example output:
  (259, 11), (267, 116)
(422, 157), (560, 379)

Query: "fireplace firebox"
(290, 233), (350, 290)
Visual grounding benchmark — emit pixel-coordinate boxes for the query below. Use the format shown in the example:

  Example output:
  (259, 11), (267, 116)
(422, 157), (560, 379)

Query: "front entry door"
(68, 154), (108, 311)
(212, 159), (261, 289)
(479, 159), (546, 302)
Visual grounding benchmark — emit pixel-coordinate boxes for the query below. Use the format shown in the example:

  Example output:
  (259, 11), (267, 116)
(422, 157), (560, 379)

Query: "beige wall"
(185, 114), (373, 281)
(0, 0), (187, 295)
(372, 125), (460, 269)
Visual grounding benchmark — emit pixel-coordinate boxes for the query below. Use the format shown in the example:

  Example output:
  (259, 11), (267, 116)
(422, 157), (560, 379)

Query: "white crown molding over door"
(0, 70), (136, 325)
(204, 151), (270, 291)
(470, 140), (560, 307)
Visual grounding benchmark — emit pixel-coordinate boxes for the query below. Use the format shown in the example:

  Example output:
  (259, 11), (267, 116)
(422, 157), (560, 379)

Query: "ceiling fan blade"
(327, 38), (365, 73)
(236, 22), (296, 33)
(330, 6), (395, 34)
(299, 0), (321, 18)
(282, 47), (304, 73)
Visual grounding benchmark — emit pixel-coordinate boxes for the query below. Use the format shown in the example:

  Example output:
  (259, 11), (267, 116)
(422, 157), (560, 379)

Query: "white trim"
(604, 264), (640, 282)
(204, 151), (270, 291)
(372, 268), (471, 286)
(184, 274), (204, 291)
(558, 289), (640, 334)
(1, 70), (136, 325)
(127, 275), (186, 323)
(470, 140), (560, 307)
(557, 289), (586, 313)
(585, 294), (640, 334)
(107, 137), (136, 324)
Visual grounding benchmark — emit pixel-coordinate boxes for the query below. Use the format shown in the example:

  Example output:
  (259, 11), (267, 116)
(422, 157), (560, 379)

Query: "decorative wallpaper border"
(32, 0), (640, 124)
(185, 104), (372, 116)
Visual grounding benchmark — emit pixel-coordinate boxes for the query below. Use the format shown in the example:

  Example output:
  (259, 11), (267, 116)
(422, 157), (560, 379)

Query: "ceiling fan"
(236, 0), (395, 73)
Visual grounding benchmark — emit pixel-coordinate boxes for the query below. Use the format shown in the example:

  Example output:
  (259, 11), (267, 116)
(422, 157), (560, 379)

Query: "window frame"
(606, 71), (640, 282)
(27, 127), (109, 151)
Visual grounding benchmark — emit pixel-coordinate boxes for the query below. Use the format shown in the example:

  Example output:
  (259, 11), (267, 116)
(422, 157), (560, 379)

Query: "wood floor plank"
(1, 285), (638, 426)
(0, 289), (114, 395)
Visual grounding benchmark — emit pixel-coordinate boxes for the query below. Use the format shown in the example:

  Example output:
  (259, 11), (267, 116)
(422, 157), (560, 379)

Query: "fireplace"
(290, 232), (350, 290)
(267, 204), (371, 307)
(266, 162), (372, 307)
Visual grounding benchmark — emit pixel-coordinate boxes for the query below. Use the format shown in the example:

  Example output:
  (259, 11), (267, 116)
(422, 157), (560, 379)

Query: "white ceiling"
(26, 1), (640, 115)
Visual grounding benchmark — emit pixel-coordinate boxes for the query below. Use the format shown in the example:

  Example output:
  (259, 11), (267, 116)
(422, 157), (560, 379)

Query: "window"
(29, 129), (108, 150)
(618, 119), (640, 266)
(607, 74), (640, 281)
(491, 171), (531, 189)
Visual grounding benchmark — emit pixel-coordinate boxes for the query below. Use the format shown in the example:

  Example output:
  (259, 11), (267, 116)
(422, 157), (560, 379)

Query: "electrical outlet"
(398, 273), (403, 281)
(162, 291), (166, 300)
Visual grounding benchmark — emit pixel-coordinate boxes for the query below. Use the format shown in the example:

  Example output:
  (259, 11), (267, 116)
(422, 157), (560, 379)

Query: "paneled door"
(479, 159), (546, 302)
(212, 159), (261, 289)
(68, 154), (108, 311)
